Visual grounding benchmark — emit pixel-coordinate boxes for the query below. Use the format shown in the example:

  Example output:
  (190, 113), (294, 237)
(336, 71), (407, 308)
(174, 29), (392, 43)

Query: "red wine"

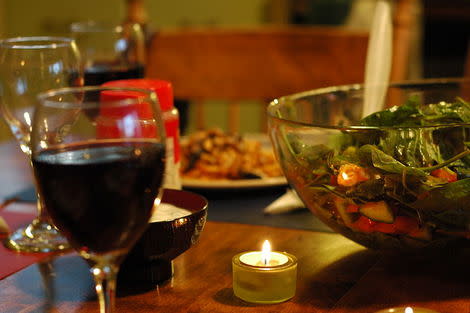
(82, 64), (145, 119)
(84, 63), (145, 86)
(33, 141), (165, 256)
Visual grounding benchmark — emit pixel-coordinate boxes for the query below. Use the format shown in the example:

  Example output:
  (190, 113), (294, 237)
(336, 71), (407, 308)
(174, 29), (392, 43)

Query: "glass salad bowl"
(267, 79), (470, 253)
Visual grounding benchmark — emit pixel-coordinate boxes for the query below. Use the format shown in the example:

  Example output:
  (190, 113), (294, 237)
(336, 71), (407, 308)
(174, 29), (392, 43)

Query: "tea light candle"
(375, 306), (441, 313)
(232, 240), (297, 304)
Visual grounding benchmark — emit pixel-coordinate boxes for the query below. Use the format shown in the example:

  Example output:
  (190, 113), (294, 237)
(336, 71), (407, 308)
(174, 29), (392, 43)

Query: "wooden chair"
(146, 26), (369, 133)
(391, 0), (418, 82)
(143, 1), (417, 133)
(465, 41), (470, 77)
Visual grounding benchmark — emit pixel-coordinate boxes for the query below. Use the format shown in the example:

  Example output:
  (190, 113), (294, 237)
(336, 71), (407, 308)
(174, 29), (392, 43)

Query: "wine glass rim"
(0, 36), (74, 49)
(37, 86), (158, 110)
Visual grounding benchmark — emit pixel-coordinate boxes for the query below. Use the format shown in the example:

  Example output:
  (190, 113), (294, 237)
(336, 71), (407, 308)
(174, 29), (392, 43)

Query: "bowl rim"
(267, 77), (470, 130)
(157, 188), (208, 222)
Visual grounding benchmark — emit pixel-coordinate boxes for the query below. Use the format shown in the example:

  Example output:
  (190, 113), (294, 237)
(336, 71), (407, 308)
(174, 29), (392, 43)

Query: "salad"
(283, 96), (470, 251)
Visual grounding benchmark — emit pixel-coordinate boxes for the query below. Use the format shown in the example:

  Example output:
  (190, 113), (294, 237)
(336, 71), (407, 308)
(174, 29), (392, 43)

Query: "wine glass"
(0, 36), (82, 252)
(70, 20), (146, 86)
(32, 86), (166, 313)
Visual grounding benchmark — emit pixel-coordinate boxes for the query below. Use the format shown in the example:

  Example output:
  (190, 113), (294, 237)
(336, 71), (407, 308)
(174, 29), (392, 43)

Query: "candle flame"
(405, 307), (413, 313)
(261, 240), (271, 265)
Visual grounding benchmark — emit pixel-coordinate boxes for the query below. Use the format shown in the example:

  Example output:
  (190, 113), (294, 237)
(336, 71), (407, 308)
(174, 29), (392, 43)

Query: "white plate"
(182, 176), (287, 190)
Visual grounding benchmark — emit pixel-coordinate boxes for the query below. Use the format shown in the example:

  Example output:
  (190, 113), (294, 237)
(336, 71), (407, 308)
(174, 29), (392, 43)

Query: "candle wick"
(263, 257), (268, 266)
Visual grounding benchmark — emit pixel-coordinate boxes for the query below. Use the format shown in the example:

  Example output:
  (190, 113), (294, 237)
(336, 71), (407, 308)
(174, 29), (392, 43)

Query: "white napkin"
(362, 0), (393, 117)
(0, 216), (10, 234)
(264, 188), (305, 215)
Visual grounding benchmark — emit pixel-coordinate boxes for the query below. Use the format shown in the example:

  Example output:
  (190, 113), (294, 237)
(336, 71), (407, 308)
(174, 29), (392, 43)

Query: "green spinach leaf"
(358, 145), (427, 178)
(410, 178), (470, 212)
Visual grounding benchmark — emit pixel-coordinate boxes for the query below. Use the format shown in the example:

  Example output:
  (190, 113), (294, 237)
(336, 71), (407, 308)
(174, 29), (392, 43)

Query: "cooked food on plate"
(181, 128), (282, 180)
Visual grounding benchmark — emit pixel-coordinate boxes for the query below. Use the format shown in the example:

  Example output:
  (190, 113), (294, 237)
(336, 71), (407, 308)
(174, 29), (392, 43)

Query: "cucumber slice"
(359, 201), (394, 223)
(333, 197), (355, 226)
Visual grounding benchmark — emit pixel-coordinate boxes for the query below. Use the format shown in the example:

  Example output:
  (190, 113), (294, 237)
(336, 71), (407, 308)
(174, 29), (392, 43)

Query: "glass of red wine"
(0, 36), (82, 252)
(70, 21), (146, 86)
(32, 86), (166, 313)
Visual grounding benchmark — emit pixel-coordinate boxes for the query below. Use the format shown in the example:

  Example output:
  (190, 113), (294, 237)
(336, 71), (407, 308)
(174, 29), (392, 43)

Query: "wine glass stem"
(36, 193), (50, 223)
(92, 263), (119, 313)
(31, 158), (50, 223)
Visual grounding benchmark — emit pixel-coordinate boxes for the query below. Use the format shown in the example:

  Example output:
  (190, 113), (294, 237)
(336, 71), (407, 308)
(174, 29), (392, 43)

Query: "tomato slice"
(394, 216), (419, 234)
(374, 222), (397, 234)
(352, 216), (376, 233)
(431, 168), (457, 183)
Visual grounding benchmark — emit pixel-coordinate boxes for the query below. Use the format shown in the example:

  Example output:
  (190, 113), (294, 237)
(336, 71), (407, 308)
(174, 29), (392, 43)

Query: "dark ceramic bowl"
(119, 189), (208, 284)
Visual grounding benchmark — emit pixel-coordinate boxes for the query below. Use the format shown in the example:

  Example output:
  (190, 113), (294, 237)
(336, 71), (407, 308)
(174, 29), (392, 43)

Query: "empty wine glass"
(32, 86), (166, 313)
(0, 36), (82, 252)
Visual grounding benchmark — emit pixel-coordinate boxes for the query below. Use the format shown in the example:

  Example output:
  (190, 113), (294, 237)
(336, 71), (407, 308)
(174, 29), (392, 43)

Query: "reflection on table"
(0, 141), (468, 313)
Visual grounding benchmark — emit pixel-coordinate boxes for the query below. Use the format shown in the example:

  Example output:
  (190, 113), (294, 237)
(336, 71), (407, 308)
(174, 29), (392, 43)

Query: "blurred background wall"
(0, 0), (272, 139)
(0, 0), (269, 37)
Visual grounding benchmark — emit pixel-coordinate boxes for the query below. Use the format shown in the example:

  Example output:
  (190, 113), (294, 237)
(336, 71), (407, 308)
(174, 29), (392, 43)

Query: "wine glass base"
(4, 219), (70, 253)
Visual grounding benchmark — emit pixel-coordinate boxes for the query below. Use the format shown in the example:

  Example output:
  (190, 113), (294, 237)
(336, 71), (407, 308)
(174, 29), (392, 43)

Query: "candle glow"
(232, 242), (297, 304)
(261, 240), (271, 265)
(374, 306), (441, 313)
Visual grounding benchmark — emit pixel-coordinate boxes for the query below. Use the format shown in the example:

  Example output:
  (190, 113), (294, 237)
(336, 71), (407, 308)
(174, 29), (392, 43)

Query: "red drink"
(33, 141), (165, 255)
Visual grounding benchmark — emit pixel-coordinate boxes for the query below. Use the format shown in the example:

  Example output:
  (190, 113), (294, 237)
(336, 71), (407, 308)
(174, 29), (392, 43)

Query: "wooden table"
(0, 142), (469, 313)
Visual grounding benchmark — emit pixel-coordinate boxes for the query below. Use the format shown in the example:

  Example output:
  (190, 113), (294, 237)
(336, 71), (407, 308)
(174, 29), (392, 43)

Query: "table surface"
(0, 142), (469, 313)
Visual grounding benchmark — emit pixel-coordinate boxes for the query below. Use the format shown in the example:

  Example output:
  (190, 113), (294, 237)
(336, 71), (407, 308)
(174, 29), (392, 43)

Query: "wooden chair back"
(146, 26), (369, 132)
(465, 41), (470, 77)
